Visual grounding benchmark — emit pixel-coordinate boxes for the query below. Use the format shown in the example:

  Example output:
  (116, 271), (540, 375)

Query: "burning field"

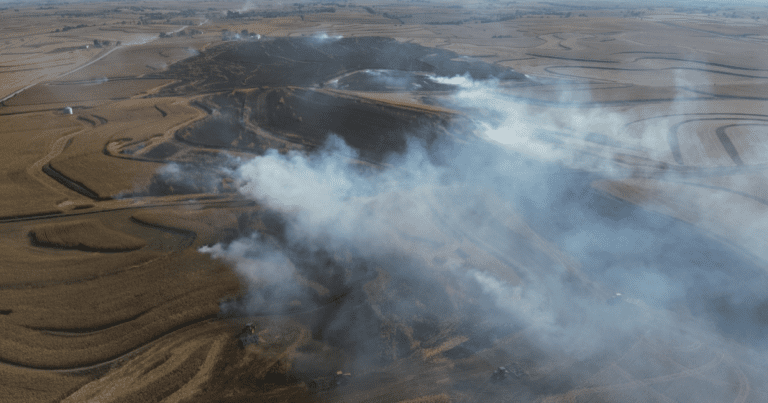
(3, 1), (768, 402)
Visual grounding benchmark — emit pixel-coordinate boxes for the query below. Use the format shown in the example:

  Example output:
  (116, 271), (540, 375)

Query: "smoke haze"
(199, 73), (768, 399)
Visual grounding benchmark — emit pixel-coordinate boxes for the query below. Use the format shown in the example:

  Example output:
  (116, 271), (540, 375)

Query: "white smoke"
(431, 74), (666, 173)
(198, 71), (768, 399)
(237, 0), (258, 13)
(311, 32), (343, 42)
(199, 104), (665, 358)
(234, 136), (443, 252)
(201, 235), (295, 285)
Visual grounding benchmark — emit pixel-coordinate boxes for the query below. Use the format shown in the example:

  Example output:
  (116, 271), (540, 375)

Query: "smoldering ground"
(196, 74), (768, 400)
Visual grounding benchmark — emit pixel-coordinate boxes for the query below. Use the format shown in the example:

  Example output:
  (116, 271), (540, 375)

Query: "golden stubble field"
(2, 1), (768, 402)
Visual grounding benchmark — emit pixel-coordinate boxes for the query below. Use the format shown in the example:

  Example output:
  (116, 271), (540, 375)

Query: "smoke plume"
(200, 72), (768, 399)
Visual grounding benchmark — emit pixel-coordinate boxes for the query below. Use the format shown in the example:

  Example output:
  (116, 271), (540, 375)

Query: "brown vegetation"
(2, 1), (768, 402)
(29, 219), (146, 251)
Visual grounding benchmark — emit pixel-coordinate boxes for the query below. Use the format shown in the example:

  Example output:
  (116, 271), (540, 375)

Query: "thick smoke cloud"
(200, 72), (768, 398)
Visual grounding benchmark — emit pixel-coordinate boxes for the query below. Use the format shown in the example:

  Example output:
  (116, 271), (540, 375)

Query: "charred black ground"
(170, 88), (461, 162)
(129, 36), (527, 193)
(154, 36), (525, 94)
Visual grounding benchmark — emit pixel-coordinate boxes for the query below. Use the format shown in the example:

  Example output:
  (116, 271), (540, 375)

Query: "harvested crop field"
(28, 219), (146, 251)
(3, 1), (768, 402)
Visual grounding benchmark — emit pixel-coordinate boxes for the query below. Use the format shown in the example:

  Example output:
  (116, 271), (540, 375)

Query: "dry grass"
(60, 321), (229, 403)
(29, 219), (146, 251)
(132, 207), (244, 248)
(0, 112), (84, 217)
(4, 79), (174, 107)
(0, 229), (161, 288)
(0, 249), (240, 368)
(2, 1), (768, 402)
(0, 365), (93, 403)
(43, 98), (204, 199)
(59, 43), (206, 82)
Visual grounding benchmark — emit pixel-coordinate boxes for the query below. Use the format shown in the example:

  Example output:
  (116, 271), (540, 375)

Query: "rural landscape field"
(2, 0), (768, 401)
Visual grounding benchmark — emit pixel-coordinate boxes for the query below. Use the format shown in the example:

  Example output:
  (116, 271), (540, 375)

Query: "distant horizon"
(0, 0), (766, 7)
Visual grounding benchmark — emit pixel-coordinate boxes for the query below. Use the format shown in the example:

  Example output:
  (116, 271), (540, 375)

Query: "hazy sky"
(0, 0), (764, 7)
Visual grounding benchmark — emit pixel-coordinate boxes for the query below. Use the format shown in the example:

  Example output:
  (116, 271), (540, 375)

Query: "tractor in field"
(491, 363), (527, 382)
(238, 322), (259, 348)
